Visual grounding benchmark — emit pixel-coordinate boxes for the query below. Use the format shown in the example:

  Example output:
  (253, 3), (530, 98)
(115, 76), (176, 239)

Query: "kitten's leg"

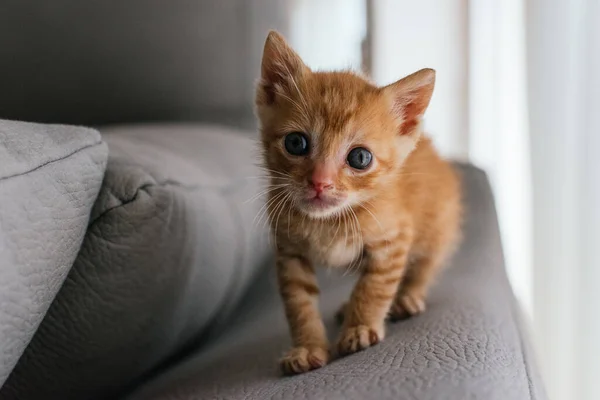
(388, 255), (442, 320)
(337, 233), (411, 356)
(277, 255), (329, 374)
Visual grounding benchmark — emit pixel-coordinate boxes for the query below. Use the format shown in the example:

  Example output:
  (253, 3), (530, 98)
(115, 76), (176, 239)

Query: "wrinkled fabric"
(1, 124), (271, 400)
(0, 119), (107, 387)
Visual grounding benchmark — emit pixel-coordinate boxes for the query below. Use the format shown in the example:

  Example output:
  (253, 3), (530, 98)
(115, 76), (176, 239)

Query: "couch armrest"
(1, 123), (271, 400)
(0, 119), (107, 387)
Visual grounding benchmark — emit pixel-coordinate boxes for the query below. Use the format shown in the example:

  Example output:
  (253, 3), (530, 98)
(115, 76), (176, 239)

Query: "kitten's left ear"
(383, 68), (436, 135)
(257, 31), (310, 105)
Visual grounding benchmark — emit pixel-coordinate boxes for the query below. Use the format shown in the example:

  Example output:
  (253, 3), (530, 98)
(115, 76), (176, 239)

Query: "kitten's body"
(256, 32), (461, 375)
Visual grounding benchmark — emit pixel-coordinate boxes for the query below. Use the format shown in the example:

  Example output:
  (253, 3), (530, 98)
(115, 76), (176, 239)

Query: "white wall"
(469, 0), (532, 316)
(288, 0), (366, 71)
(527, 0), (600, 399)
(370, 0), (469, 159)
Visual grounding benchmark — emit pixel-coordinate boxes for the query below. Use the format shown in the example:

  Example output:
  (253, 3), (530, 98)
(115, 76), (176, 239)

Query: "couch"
(0, 2), (546, 399)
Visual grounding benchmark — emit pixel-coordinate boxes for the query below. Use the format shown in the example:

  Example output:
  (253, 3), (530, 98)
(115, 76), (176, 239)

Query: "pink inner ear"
(387, 69), (435, 136)
(393, 88), (431, 135)
(260, 34), (307, 107)
(398, 99), (421, 135)
(260, 65), (296, 106)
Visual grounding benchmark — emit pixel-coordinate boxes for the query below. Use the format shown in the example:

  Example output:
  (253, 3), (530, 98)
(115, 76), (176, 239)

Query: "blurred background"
(1, 1), (598, 399)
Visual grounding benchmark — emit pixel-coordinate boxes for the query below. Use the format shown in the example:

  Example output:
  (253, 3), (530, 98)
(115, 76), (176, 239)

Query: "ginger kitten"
(255, 31), (461, 375)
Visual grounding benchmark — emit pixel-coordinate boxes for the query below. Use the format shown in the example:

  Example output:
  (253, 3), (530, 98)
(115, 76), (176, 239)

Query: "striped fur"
(256, 31), (462, 375)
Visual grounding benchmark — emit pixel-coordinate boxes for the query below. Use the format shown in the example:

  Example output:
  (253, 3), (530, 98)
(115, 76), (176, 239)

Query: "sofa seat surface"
(127, 164), (547, 400)
(1, 123), (272, 400)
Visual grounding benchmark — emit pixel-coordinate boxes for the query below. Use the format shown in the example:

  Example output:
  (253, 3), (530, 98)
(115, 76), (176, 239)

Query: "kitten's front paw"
(388, 292), (426, 321)
(280, 346), (329, 375)
(337, 325), (382, 356)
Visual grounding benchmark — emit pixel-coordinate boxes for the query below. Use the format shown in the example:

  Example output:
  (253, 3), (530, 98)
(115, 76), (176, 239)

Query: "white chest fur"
(308, 234), (363, 269)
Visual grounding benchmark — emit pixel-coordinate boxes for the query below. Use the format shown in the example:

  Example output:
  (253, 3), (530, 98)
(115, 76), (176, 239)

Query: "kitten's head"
(255, 31), (435, 219)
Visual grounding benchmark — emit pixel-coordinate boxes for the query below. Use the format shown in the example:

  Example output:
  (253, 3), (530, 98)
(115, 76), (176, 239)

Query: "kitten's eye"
(347, 147), (373, 170)
(284, 132), (309, 156)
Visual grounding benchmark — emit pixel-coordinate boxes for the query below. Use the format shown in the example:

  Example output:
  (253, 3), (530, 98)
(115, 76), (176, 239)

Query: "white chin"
(300, 203), (344, 220)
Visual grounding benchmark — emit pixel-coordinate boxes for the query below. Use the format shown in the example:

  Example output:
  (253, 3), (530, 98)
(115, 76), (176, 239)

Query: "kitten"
(255, 31), (461, 375)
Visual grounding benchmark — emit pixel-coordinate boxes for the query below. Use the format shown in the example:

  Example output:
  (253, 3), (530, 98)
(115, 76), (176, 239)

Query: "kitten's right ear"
(383, 68), (436, 136)
(258, 30), (309, 105)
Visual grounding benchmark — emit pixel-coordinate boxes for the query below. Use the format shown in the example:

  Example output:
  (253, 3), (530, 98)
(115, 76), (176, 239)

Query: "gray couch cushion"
(127, 164), (547, 400)
(0, 1), (289, 128)
(0, 124), (271, 400)
(0, 119), (107, 387)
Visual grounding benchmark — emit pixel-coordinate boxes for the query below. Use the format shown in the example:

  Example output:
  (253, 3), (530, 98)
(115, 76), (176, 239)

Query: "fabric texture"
(126, 164), (547, 400)
(0, 119), (107, 387)
(0, 0), (289, 129)
(0, 121), (545, 399)
(0, 124), (272, 400)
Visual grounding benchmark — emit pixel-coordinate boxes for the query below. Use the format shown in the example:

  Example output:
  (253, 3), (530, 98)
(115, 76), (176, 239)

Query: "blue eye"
(284, 132), (309, 156)
(347, 147), (373, 170)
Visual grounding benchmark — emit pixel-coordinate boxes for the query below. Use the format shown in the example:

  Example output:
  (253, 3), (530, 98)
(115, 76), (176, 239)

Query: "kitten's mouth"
(308, 196), (339, 207)
(298, 194), (345, 218)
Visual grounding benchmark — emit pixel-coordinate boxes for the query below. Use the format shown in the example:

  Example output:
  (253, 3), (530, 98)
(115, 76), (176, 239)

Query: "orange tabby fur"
(255, 31), (461, 375)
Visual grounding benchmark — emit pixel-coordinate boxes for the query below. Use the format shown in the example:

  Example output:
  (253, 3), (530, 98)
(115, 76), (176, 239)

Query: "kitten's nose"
(309, 164), (335, 194)
(311, 180), (334, 194)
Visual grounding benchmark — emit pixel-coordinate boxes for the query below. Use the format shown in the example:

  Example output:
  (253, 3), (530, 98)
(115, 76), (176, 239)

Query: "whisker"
(301, 206), (307, 229)
(244, 176), (291, 181)
(265, 193), (289, 251)
(258, 168), (294, 177)
(272, 192), (293, 249)
(358, 203), (383, 232)
(347, 206), (364, 276)
(253, 190), (287, 231)
(287, 197), (295, 239)
(244, 184), (291, 204)
(280, 62), (310, 113)
(328, 209), (343, 248)
(274, 91), (303, 112)
(260, 193), (286, 232)
(348, 209), (358, 274)
(362, 200), (392, 256)
(341, 206), (353, 277)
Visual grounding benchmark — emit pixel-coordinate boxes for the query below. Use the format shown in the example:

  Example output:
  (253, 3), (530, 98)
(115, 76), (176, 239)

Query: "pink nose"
(311, 180), (334, 194)
(310, 165), (335, 194)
